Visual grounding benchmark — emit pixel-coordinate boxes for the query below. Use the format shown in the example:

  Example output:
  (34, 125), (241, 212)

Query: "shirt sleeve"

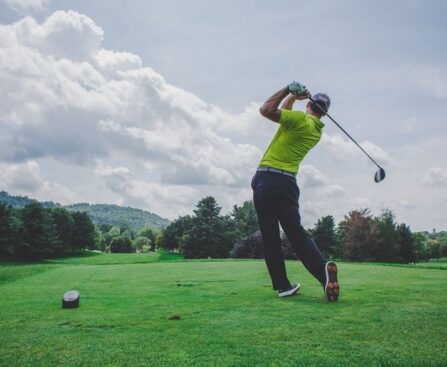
(279, 109), (306, 130)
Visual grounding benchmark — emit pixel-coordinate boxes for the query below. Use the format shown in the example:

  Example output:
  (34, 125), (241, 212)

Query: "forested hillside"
(0, 191), (58, 209)
(65, 203), (170, 231)
(0, 192), (169, 231)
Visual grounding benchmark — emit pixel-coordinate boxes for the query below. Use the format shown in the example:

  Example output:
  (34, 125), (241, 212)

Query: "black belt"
(257, 167), (296, 178)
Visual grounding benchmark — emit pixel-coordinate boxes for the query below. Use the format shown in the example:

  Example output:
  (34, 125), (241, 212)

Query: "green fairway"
(1, 254), (446, 367)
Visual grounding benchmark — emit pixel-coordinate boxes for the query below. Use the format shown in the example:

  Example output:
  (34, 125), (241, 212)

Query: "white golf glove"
(288, 81), (308, 96)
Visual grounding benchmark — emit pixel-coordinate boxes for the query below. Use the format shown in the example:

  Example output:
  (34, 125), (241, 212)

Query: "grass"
(1, 254), (446, 367)
(43, 251), (184, 265)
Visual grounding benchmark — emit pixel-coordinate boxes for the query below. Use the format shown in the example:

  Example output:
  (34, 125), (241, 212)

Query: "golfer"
(252, 82), (339, 301)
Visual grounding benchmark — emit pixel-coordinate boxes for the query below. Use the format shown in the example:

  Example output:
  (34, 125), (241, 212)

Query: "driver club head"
(374, 167), (386, 183)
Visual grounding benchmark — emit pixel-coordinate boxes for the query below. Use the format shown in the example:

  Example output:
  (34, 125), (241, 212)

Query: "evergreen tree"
(231, 201), (259, 238)
(0, 204), (20, 258)
(50, 207), (75, 254)
(373, 210), (400, 262)
(18, 203), (61, 259)
(398, 223), (416, 263)
(158, 215), (193, 252)
(71, 211), (96, 251)
(312, 215), (337, 258)
(180, 197), (236, 258)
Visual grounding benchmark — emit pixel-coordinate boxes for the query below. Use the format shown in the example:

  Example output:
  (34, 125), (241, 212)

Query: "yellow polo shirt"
(259, 109), (324, 174)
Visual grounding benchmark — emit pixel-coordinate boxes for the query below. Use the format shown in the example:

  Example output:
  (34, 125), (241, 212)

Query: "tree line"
(0, 202), (96, 260)
(0, 202), (161, 260)
(1, 197), (446, 263)
(157, 197), (447, 263)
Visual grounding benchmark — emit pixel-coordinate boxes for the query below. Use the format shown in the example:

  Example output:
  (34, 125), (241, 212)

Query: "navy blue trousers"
(252, 171), (326, 290)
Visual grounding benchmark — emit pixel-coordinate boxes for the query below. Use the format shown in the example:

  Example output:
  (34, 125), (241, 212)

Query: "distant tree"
(231, 201), (259, 238)
(412, 233), (428, 261)
(230, 231), (296, 260)
(333, 222), (345, 259)
(426, 239), (441, 259)
(139, 227), (157, 251)
(119, 223), (135, 240)
(0, 204), (20, 258)
(180, 197), (237, 258)
(50, 207), (75, 255)
(134, 236), (150, 252)
(373, 210), (400, 262)
(154, 233), (163, 251)
(99, 223), (113, 234)
(341, 209), (377, 261)
(281, 234), (298, 260)
(158, 215), (193, 252)
(312, 215), (337, 258)
(95, 231), (107, 252)
(398, 223), (416, 263)
(71, 212), (96, 251)
(110, 236), (133, 253)
(230, 231), (263, 259)
(17, 203), (61, 259)
(441, 239), (447, 258)
(104, 226), (121, 250)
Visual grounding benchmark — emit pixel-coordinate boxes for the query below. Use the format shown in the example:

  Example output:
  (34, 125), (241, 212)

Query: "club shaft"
(310, 98), (382, 169)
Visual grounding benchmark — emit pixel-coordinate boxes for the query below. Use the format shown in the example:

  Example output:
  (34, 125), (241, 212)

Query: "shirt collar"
(309, 115), (325, 128)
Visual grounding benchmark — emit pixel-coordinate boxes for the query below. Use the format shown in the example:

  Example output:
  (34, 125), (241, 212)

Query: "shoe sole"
(278, 284), (301, 298)
(324, 262), (339, 302)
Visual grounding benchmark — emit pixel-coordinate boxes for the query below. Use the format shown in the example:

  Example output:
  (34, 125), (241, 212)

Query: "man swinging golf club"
(252, 81), (339, 301)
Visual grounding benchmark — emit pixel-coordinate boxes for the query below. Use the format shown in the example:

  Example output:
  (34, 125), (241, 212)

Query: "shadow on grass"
(0, 263), (55, 285)
(42, 250), (103, 264)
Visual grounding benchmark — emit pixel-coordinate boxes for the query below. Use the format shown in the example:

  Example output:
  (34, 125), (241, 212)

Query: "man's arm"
(281, 94), (298, 110)
(259, 86), (289, 123)
(259, 85), (311, 123)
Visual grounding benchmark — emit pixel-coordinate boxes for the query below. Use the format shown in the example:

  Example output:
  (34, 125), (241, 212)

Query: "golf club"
(309, 97), (386, 183)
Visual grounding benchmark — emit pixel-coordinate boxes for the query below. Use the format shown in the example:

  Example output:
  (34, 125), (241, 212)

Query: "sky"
(0, 0), (446, 231)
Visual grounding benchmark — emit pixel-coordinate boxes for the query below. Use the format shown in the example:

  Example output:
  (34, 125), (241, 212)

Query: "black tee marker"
(62, 290), (80, 308)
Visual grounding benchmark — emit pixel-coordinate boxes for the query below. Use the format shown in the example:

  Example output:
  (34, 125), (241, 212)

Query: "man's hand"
(288, 81), (310, 97)
(295, 91), (311, 101)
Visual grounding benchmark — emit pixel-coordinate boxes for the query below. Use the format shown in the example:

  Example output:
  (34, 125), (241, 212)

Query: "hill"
(0, 191), (58, 208)
(0, 191), (170, 231)
(64, 203), (170, 231)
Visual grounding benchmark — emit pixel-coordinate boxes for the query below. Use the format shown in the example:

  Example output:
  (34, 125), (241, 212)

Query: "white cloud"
(409, 65), (447, 99)
(298, 165), (345, 199)
(299, 165), (329, 188)
(422, 167), (447, 186)
(93, 161), (202, 218)
(0, 161), (42, 191)
(0, 11), (266, 217)
(0, 8), (442, 232)
(0, 160), (75, 203)
(2, 0), (49, 13)
(320, 133), (392, 165)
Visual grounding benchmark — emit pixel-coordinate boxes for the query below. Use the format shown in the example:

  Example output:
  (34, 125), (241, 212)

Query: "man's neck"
(307, 111), (322, 119)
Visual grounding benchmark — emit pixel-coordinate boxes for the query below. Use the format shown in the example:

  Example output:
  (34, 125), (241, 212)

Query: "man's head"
(306, 93), (331, 118)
